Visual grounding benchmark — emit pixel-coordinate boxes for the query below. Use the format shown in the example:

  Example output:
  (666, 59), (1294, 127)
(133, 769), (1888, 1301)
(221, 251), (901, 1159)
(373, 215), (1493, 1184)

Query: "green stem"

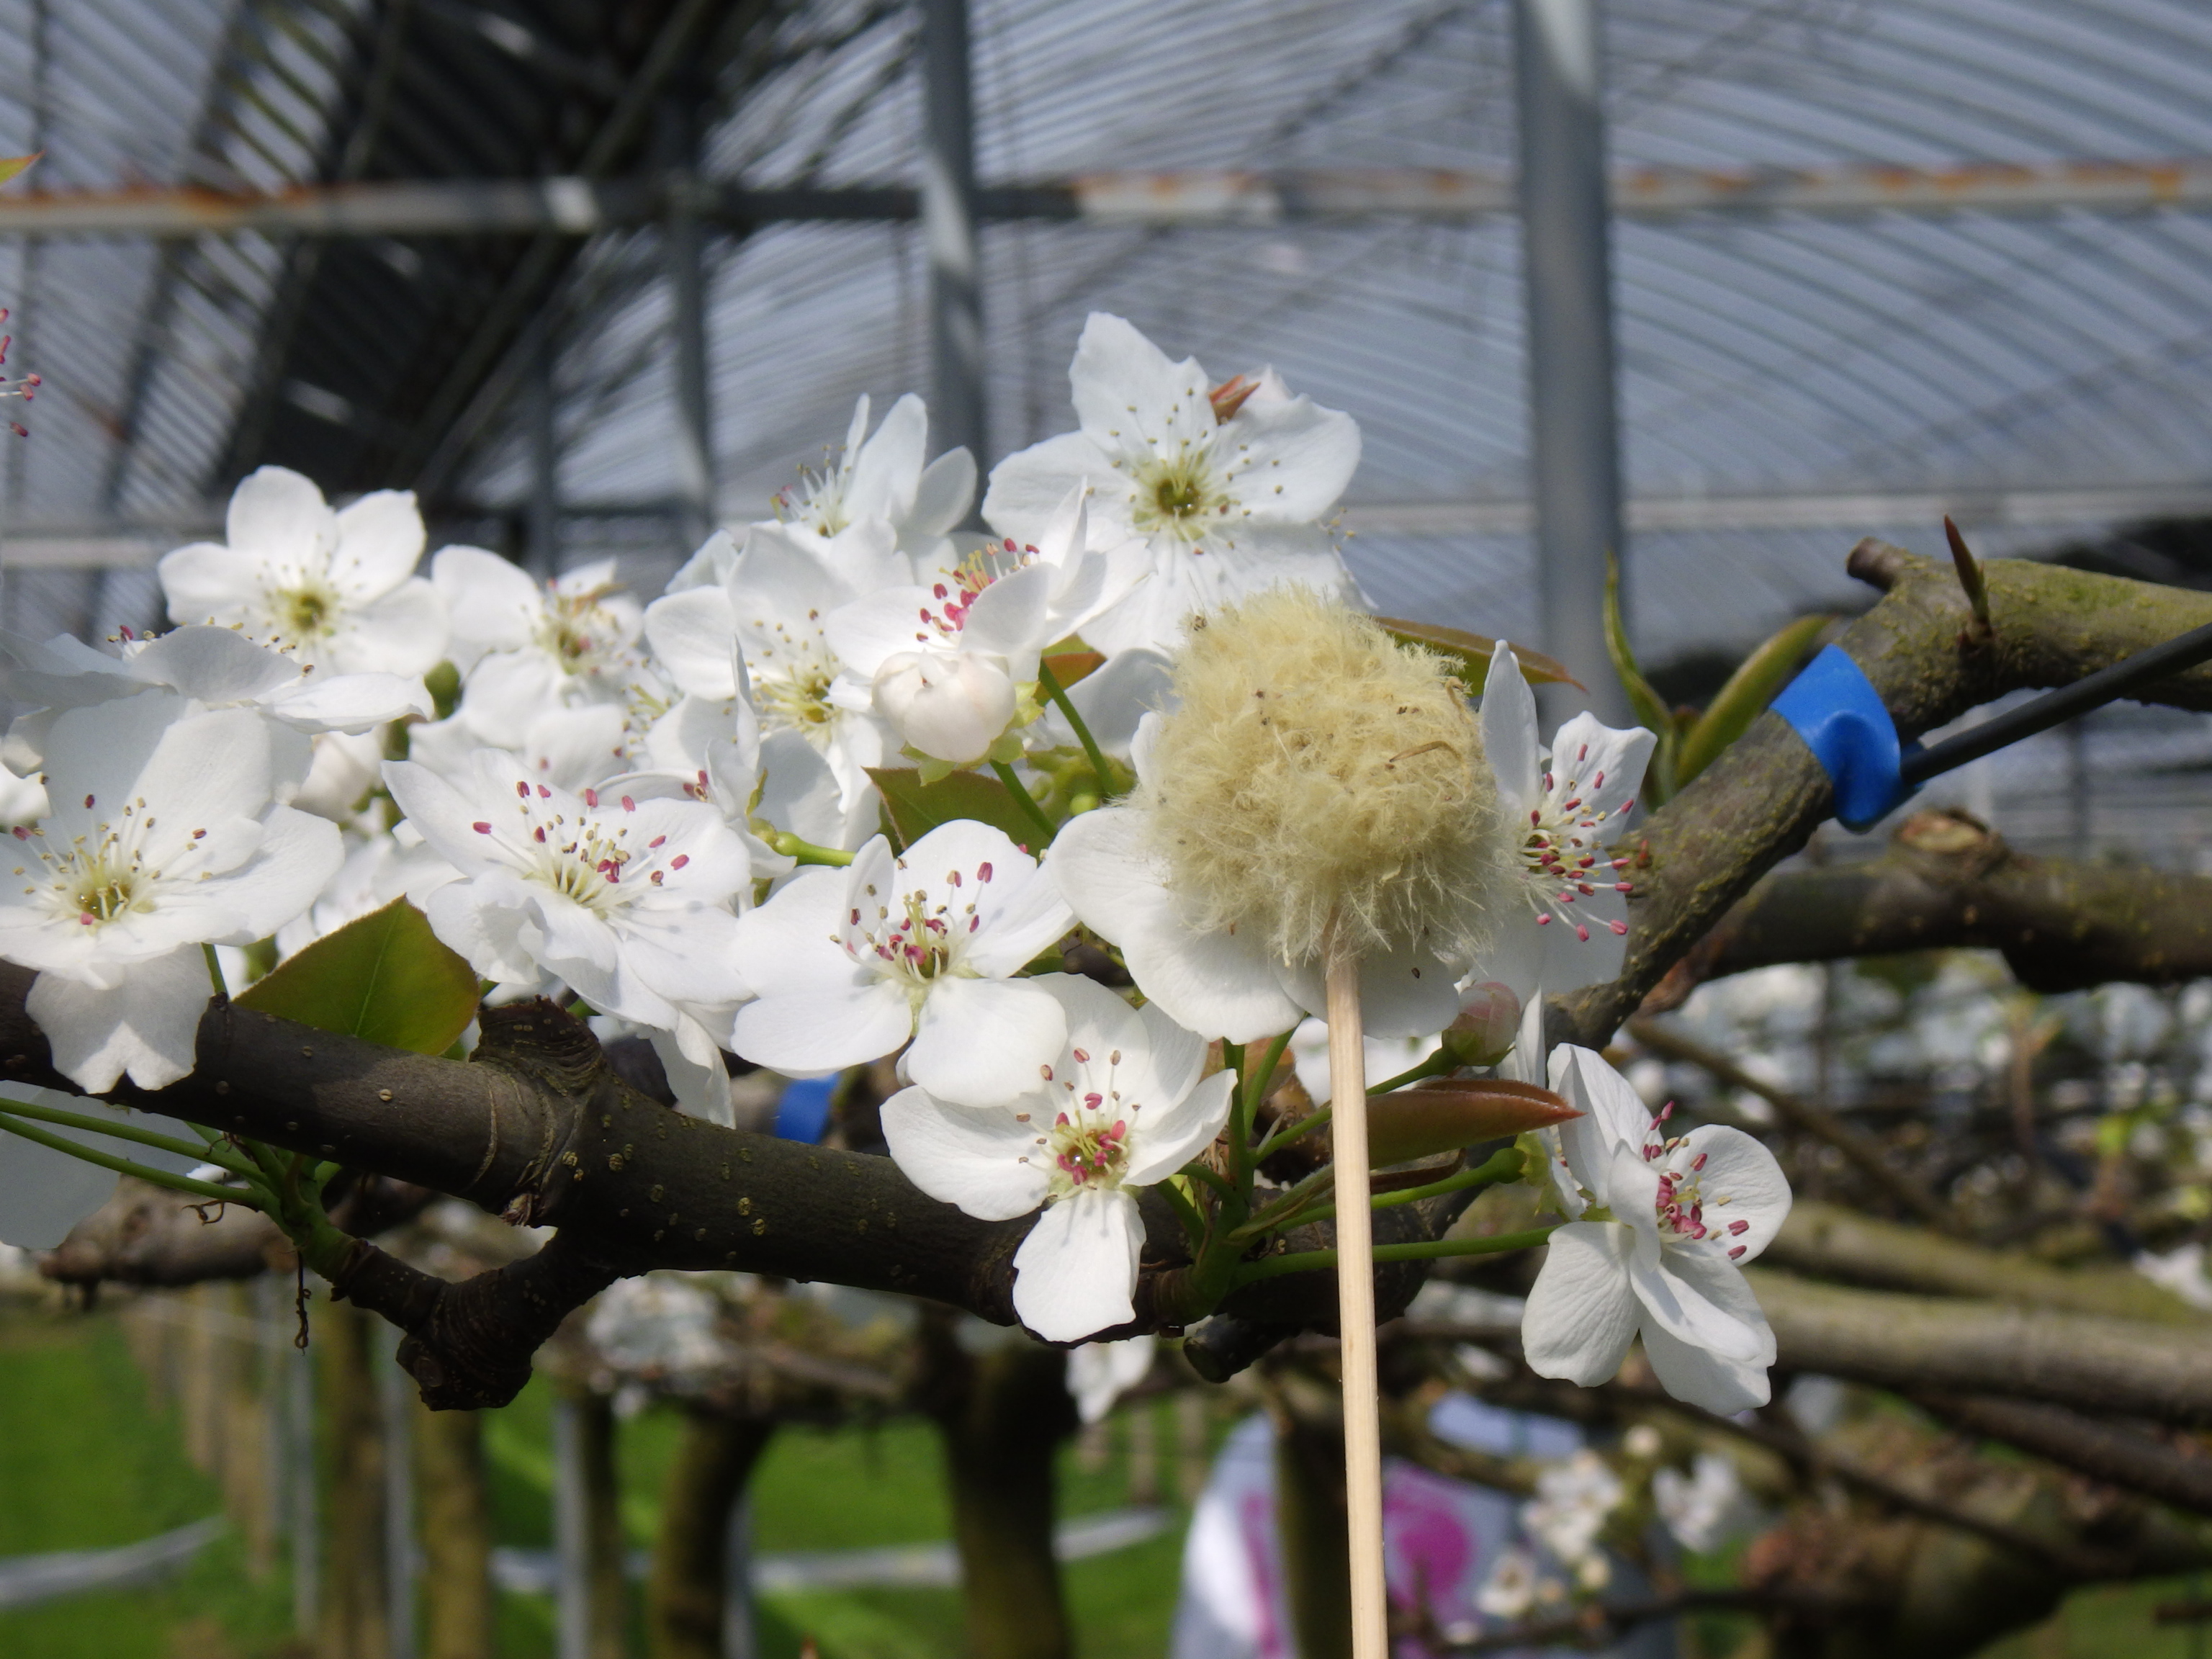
(1228, 1225), (1560, 1286)
(0, 1112), (254, 1208)
(1156, 1177), (1207, 1247)
(1267, 1148), (1525, 1233)
(1035, 660), (1115, 793)
(769, 832), (855, 867)
(1250, 1046), (1454, 1163)
(1179, 1161), (1233, 1196)
(0, 1092), (222, 1166)
(1244, 1030), (1294, 1123)
(990, 760), (1059, 845)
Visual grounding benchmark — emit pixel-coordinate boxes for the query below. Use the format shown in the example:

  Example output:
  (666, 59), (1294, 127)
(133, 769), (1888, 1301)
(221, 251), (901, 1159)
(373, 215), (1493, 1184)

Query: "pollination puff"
(1141, 587), (1512, 966)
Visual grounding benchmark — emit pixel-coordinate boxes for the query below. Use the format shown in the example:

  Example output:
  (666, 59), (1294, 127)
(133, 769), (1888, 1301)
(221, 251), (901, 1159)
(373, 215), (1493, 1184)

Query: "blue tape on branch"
(1769, 644), (1912, 832)
(772, 1076), (837, 1143)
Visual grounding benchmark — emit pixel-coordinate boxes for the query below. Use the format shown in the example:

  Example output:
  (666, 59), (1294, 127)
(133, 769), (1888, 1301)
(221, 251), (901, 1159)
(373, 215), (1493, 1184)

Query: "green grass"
(0, 1308), (294, 1658)
(0, 1305), (1211, 1658)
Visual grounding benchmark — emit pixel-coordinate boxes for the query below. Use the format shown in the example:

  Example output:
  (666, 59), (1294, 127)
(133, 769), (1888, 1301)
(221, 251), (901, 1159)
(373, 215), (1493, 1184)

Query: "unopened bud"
(1441, 981), (1521, 1069)
(873, 649), (1017, 765)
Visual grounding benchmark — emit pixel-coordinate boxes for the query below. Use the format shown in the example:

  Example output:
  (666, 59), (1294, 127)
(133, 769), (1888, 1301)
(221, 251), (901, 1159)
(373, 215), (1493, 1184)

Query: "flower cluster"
(0, 313), (1790, 1403)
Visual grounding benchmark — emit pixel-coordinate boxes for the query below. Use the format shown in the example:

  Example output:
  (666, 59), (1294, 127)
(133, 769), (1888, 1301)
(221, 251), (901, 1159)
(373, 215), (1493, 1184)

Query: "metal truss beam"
(6, 159), (2212, 238)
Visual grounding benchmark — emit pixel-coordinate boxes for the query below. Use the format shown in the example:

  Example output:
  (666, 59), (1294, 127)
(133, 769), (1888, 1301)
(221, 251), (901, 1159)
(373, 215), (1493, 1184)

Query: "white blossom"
(1653, 1452), (1760, 1554)
(982, 313), (1361, 655)
(1474, 645), (1653, 1002)
(729, 820), (1075, 1107)
(157, 467), (449, 676)
(878, 974), (1233, 1341)
(0, 1085), (204, 1248)
(1, 623), (431, 809)
(1521, 1046), (1791, 1414)
(1521, 1449), (1622, 1591)
(0, 693), (342, 1091)
(827, 485), (1145, 765)
(1067, 1335), (1156, 1424)
(769, 392), (976, 570)
(645, 521), (907, 810)
(384, 750), (753, 1119)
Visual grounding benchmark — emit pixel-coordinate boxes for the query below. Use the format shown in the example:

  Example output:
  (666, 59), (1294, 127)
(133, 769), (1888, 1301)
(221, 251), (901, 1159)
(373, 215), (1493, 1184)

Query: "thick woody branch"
(0, 964), (1466, 1403)
(1653, 809), (2212, 1001)
(1764, 1201), (2207, 1328)
(1567, 548), (2212, 1046)
(1746, 1269), (2212, 1426)
(1913, 1393), (2212, 1519)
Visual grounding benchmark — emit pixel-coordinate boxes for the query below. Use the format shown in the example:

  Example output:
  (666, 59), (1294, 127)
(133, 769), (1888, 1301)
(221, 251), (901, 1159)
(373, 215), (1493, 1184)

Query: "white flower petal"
(331, 489), (427, 601)
(29, 945), (212, 1092)
(1479, 645), (1540, 820)
(1676, 1125), (1793, 1263)
(907, 976), (1069, 1109)
(1639, 1321), (1772, 1414)
(729, 979), (914, 1076)
(879, 1084), (1051, 1220)
(1521, 1221), (1642, 1386)
(1120, 1067), (1232, 1187)
(1012, 1184), (1143, 1341)
(1050, 809), (1300, 1042)
(224, 466), (331, 568)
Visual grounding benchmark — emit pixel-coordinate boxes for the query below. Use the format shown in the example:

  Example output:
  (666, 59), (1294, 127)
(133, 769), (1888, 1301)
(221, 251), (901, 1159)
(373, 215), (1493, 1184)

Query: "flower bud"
(873, 650), (1017, 765)
(1442, 981), (1521, 1069)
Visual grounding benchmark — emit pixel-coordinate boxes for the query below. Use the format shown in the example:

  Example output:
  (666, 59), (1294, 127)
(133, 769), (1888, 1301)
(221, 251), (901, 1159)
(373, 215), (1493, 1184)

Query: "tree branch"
(1567, 547), (2212, 1046)
(1648, 808), (2212, 1002)
(1913, 1392), (2212, 1519)
(1747, 1269), (2212, 1426)
(1764, 1201), (2207, 1327)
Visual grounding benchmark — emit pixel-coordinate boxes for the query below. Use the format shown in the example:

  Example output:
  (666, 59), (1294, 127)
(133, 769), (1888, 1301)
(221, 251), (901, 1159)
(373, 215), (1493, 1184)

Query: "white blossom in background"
(1521, 1046), (1791, 1414)
(1473, 644), (1653, 1002)
(828, 485), (1145, 765)
(1067, 1334), (1156, 1424)
(1521, 1449), (1623, 1591)
(1474, 1546), (1550, 1622)
(1653, 1452), (1761, 1554)
(878, 974), (1233, 1341)
(384, 750), (753, 1120)
(982, 313), (1362, 655)
(585, 1274), (736, 1385)
(157, 467), (449, 676)
(730, 821), (1075, 1107)
(769, 392), (976, 571)
(0, 694), (342, 1091)
(1, 624), (431, 806)
(645, 521), (907, 809)
(271, 824), (452, 961)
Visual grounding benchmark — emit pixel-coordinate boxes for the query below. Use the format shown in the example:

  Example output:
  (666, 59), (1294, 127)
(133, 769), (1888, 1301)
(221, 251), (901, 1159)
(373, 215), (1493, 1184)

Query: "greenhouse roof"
(4, 0), (2212, 673)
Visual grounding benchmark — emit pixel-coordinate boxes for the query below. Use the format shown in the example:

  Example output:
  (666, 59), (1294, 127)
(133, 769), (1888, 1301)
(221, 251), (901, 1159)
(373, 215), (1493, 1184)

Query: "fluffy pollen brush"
(1141, 588), (1513, 966)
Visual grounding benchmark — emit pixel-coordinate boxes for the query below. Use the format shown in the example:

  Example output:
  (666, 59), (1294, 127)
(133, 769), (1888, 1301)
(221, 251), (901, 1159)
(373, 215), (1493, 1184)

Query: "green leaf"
(236, 899), (480, 1056)
(1604, 552), (1678, 803)
(0, 154), (40, 189)
(1376, 619), (1583, 691)
(866, 767), (1050, 853)
(1674, 613), (1832, 788)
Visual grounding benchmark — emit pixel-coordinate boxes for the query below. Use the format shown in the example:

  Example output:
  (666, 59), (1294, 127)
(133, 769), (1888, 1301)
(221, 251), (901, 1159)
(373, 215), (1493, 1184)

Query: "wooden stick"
(1325, 929), (1388, 1659)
